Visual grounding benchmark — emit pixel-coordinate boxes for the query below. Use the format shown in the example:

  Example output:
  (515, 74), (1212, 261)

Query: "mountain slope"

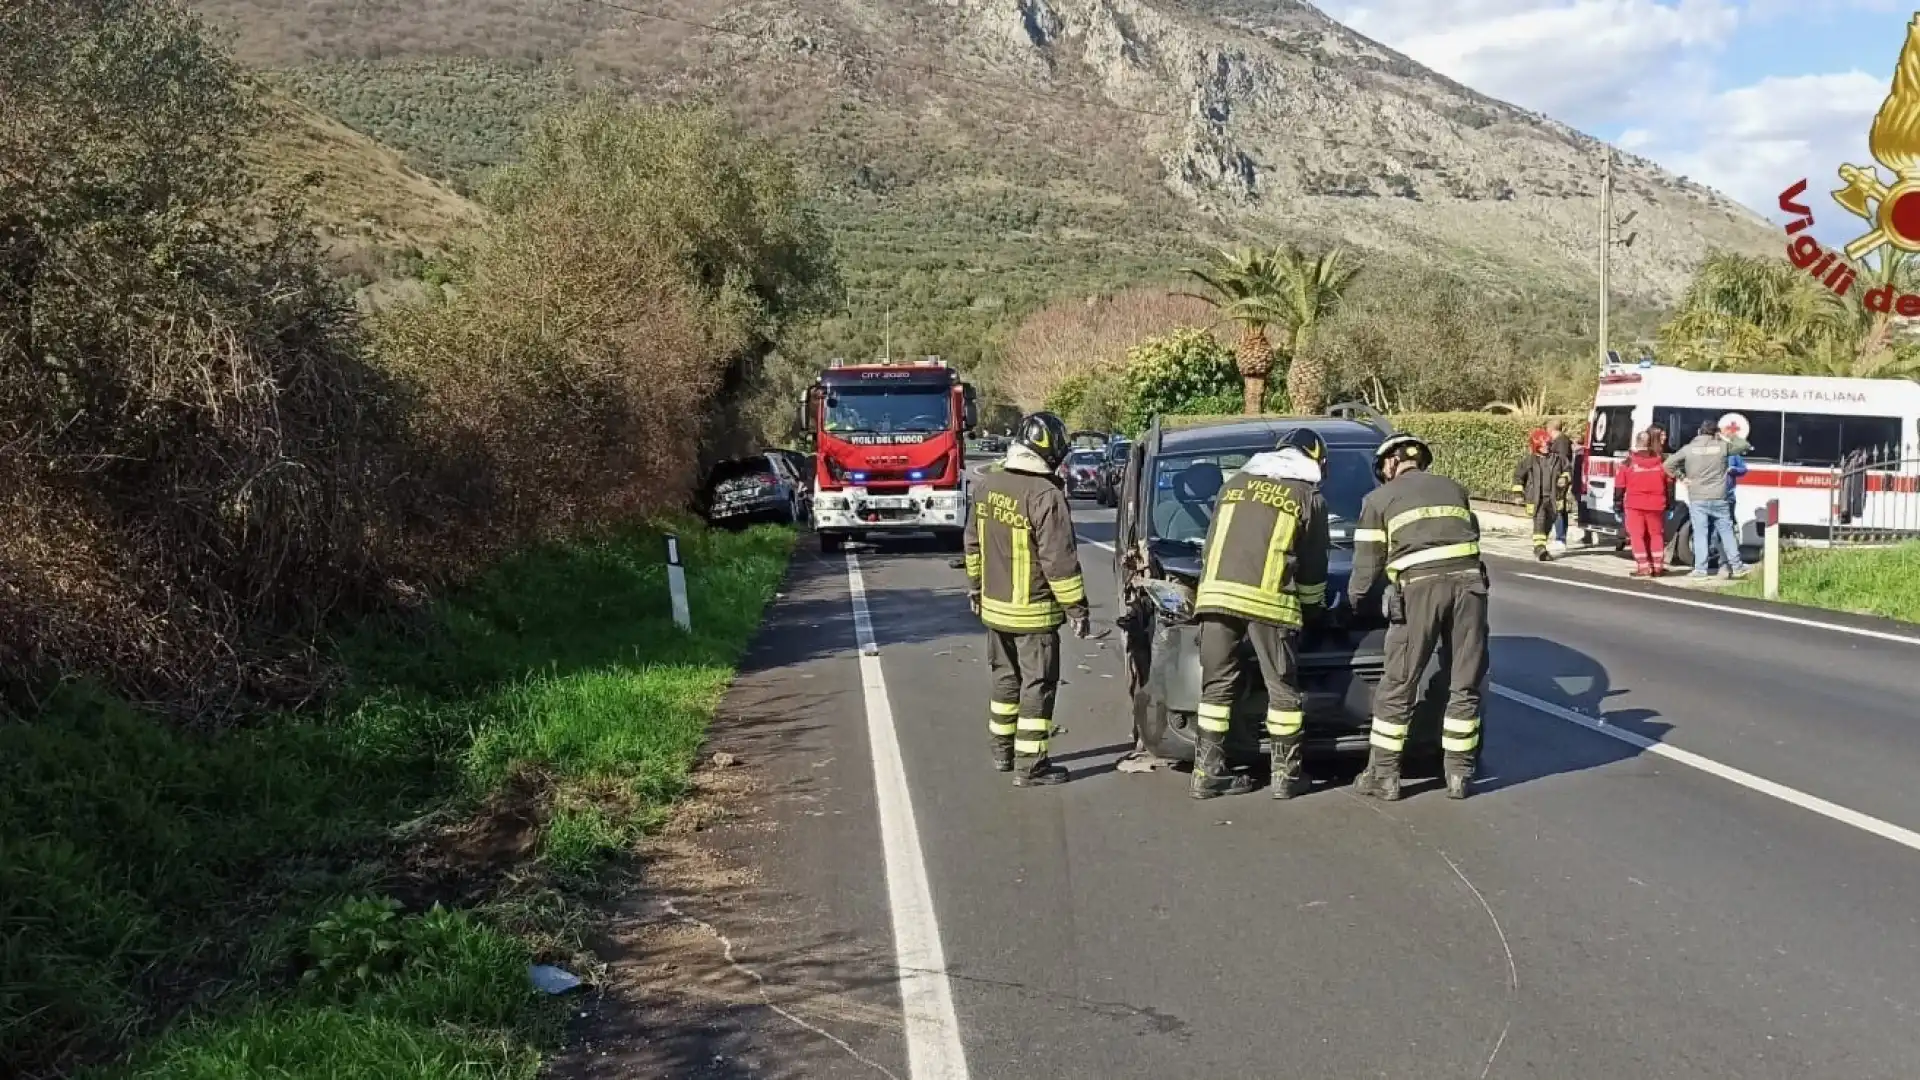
(194, 0), (1773, 357)
(248, 93), (480, 306)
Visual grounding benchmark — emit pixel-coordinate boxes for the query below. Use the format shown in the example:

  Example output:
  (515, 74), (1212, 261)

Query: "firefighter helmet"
(1016, 411), (1072, 471)
(1372, 433), (1432, 481)
(1277, 427), (1328, 466)
(1528, 427), (1552, 455)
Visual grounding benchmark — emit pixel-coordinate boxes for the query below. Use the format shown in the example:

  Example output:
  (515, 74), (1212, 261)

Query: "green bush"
(1118, 329), (1243, 433)
(1391, 413), (1581, 502)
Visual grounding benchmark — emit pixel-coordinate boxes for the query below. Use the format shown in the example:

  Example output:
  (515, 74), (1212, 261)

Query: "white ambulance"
(1581, 363), (1920, 564)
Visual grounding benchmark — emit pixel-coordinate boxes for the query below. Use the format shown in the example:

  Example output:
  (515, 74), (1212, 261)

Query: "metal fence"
(1829, 444), (1920, 546)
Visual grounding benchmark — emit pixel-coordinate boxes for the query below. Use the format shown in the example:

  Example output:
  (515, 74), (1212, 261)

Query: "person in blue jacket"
(1712, 438), (1749, 573)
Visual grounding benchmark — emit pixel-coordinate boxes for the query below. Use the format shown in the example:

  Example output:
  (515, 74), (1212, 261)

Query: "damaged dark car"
(1113, 412), (1447, 769)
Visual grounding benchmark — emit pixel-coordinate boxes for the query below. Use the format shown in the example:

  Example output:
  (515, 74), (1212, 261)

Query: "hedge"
(1390, 413), (1583, 503)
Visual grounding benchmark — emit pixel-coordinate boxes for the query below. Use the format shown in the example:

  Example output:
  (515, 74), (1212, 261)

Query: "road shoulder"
(548, 544), (908, 1080)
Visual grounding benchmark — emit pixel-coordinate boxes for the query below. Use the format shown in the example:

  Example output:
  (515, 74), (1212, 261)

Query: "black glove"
(1069, 611), (1092, 638)
(968, 590), (981, 616)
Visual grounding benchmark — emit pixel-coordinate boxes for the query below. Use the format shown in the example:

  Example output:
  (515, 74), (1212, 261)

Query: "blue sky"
(1318, 1), (1912, 248)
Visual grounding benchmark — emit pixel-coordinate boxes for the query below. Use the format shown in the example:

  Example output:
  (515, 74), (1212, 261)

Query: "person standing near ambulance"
(1188, 428), (1332, 801)
(1348, 434), (1489, 801)
(965, 411), (1092, 787)
(1614, 429), (1671, 576)
(1512, 428), (1571, 562)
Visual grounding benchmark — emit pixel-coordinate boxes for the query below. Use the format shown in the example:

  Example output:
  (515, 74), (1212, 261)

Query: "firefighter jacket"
(964, 452), (1087, 634)
(1192, 449), (1330, 628)
(1512, 452), (1572, 511)
(1349, 469), (1483, 602)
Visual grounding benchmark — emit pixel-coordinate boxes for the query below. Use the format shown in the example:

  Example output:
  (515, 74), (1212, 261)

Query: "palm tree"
(1181, 247), (1291, 415)
(1273, 245), (1360, 414)
(1672, 249), (1920, 377)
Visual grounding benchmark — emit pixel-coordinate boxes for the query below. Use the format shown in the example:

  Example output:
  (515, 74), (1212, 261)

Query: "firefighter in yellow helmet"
(1189, 427), (1332, 800)
(1346, 433), (1489, 801)
(964, 410), (1091, 787)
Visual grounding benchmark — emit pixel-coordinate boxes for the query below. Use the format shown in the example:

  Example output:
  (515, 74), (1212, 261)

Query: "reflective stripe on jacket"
(1192, 470), (1329, 627)
(964, 463), (1087, 633)
(1349, 469), (1483, 601)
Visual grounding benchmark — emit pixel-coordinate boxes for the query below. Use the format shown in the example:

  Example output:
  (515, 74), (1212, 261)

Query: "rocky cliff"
(196, 0), (1777, 305)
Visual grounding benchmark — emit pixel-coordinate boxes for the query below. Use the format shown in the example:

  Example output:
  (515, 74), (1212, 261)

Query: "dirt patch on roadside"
(546, 752), (903, 1080)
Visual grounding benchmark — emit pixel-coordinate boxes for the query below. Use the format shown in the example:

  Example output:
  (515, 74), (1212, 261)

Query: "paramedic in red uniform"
(1614, 429), (1671, 576)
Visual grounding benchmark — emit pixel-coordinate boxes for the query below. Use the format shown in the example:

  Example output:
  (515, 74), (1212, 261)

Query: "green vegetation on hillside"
(1729, 542), (1920, 624)
(258, 55), (1666, 391)
(3, 523), (792, 1077)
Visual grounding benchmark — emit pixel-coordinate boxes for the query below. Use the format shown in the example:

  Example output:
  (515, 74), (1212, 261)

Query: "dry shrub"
(1, 0), (401, 713)
(0, 15), (834, 711)
(375, 198), (737, 563)
(997, 287), (1215, 410)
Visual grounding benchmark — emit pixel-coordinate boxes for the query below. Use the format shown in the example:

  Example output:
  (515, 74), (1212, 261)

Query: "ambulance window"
(1722, 411), (1782, 462)
(1782, 414), (1845, 466)
(1591, 407), (1633, 455)
(1840, 416), (1903, 462)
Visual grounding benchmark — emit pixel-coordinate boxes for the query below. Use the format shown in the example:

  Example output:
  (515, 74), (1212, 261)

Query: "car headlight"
(1140, 578), (1196, 624)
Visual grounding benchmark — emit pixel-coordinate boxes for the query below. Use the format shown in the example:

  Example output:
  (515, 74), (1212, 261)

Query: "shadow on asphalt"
(1472, 633), (1672, 797)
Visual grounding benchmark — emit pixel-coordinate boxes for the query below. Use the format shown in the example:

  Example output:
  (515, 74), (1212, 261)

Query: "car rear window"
(1068, 451), (1103, 466)
(709, 458), (774, 485)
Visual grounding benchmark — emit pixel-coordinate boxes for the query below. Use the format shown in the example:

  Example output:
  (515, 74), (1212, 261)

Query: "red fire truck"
(800, 356), (977, 554)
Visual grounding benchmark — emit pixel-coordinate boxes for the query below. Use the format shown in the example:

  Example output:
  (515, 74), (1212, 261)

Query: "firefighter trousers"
(1196, 615), (1304, 747)
(987, 628), (1061, 762)
(1369, 568), (1490, 772)
(1527, 498), (1558, 551)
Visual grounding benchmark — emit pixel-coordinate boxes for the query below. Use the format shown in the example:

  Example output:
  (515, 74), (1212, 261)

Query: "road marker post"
(1762, 498), (1781, 600)
(665, 534), (691, 631)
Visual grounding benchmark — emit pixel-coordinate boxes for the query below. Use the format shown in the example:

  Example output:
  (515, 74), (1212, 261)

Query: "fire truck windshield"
(824, 386), (952, 434)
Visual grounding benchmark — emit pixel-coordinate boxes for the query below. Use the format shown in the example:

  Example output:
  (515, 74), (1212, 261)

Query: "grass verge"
(1727, 541), (1920, 624)
(1, 519), (793, 1079)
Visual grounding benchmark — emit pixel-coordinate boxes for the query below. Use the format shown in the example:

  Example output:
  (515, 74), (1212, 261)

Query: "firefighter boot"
(1352, 747), (1402, 802)
(1190, 727), (1254, 799)
(1013, 756), (1069, 787)
(1269, 734), (1308, 800)
(1444, 751), (1475, 800)
(990, 733), (1015, 773)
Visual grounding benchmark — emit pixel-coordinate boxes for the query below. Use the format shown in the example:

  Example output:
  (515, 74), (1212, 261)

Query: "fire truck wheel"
(820, 531), (845, 555)
(937, 528), (965, 553)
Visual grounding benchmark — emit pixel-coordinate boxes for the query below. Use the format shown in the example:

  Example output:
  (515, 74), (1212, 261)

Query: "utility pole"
(1599, 150), (1611, 371)
(883, 308), (892, 362)
(1598, 148), (1638, 369)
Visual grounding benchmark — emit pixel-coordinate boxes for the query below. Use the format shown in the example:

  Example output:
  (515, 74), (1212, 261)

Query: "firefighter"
(1189, 428), (1332, 800)
(1512, 427), (1571, 561)
(964, 410), (1092, 787)
(1347, 433), (1490, 801)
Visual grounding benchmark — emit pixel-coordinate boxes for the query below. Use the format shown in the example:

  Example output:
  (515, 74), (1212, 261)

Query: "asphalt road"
(696, 475), (1920, 1080)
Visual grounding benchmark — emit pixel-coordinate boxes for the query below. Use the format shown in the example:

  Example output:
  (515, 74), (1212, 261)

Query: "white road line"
(1511, 571), (1920, 647)
(845, 553), (971, 1080)
(1490, 683), (1920, 855)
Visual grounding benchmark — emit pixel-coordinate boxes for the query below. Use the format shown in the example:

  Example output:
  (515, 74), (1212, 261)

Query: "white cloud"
(1324, 0), (1741, 122)
(1317, 0), (1899, 232)
(1648, 71), (1886, 240)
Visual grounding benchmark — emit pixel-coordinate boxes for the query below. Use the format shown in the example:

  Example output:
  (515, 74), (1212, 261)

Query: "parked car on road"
(1112, 412), (1446, 768)
(1094, 436), (1131, 506)
(1063, 448), (1105, 499)
(701, 452), (810, 528)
